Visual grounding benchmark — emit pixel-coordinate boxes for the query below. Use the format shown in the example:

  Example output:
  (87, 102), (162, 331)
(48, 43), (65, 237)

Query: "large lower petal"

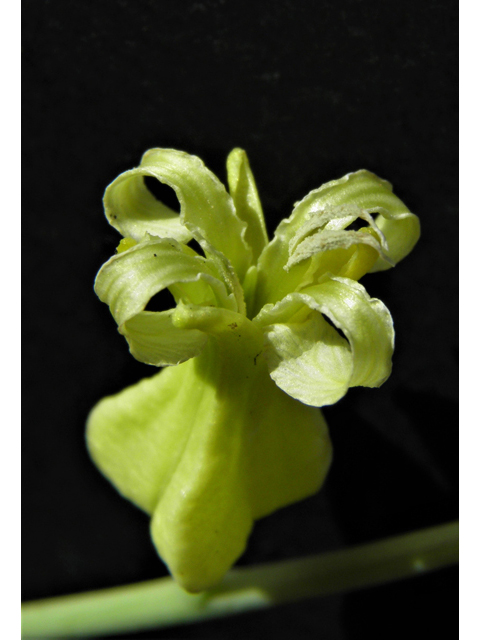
(255, 277), (394, 406)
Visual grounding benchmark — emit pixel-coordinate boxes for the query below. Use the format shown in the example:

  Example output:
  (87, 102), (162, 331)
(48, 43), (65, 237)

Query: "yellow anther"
(116, 237), (138, 254)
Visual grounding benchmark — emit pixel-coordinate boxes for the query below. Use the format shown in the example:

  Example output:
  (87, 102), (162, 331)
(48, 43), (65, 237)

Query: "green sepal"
(120, 310), (207, 366)
(87, 322), (332, 593)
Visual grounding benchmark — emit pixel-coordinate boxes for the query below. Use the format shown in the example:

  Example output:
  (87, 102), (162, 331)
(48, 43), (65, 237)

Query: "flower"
(87, 148), (420, 592)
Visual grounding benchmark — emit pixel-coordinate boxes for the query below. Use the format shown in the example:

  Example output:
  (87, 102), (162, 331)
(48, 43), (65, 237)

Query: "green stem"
(22, 520), (458, 638)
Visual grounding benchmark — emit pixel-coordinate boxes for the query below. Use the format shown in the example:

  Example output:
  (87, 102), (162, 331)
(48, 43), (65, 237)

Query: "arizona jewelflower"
(87, 148), (420, 592)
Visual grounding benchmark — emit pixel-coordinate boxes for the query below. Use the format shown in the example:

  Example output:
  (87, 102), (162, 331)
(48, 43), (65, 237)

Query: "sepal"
(87, 333), (332, 592)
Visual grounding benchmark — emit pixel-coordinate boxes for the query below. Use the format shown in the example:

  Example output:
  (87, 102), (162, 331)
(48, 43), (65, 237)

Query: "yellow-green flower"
(87, 148), (420, 592)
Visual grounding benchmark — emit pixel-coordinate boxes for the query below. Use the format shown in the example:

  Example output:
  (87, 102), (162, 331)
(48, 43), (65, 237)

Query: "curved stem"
(22, 520), (458, 638)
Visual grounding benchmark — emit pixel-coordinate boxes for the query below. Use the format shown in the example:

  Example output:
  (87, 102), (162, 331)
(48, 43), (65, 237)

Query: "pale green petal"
(288, 203), (386, 247)
(303, 278), (394, 389)
(105, 148), (252, 280)
(285, 229), (390, 271)
(94, 238), (235, 365)
(368, 204), (421, 272)
(288, 170), (419, 270)
(253, 170), (419, 312)
(104, 167), (192, 244)
(88, 323), (332, 593)
(95, 238), (234, 324)
(255, 277), (394, 406)
(226, 148), (268, 263)
(257, 297), (353, 406)
(151, 347), (331, 592)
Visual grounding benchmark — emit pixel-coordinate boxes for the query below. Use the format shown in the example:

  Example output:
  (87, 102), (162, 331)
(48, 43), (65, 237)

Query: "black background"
(22, 1), (458, 638)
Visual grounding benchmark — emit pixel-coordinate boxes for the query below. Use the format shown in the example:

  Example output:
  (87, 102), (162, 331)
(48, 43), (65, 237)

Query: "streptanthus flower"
(87, 148), (420, 592)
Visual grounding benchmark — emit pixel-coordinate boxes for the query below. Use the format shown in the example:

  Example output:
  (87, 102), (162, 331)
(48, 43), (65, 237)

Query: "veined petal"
(285, 229), (390, 271)
(303, 278), (395, 389)
(105, 148), (252, 281)
(288, 170), (419, 269)
(255, 277), (394, 406)
(253, 170), (419, 311)
(95, 237), (233, 365)
(226, 148), (268, 263)
(288, 203), (386, 249)
(95, 237), (233, 326)
(257, 298), (353, 406)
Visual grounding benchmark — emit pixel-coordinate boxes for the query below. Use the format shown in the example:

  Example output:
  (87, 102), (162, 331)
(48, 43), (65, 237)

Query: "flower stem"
(22, 520), (458, 638)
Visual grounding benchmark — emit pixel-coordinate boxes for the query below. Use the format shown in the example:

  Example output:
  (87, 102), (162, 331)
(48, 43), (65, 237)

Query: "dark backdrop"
(22, 1), (458, 638)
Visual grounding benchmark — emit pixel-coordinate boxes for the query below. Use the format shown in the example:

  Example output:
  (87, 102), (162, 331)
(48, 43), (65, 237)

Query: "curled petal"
(288, 170), (419, 270)
(255, 277), (394, 406)
(261, 310), (352, 407)
(254, 170), (419, 312)
(95, 237), (233, 325)
(104, 165), (191, 244)
(288, 203), (387, 250)
(95, 238), (234, 365)
(368, 204), (421, 272)
(285, 229), (391, 271)
(104, 148), (252, 281)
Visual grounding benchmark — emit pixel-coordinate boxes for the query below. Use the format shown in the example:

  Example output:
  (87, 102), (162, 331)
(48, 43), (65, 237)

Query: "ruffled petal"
(285, 228), (390, 271)
(255, 277), (394, 406)
(95, 237), (234, 365)
(253, 170), (419, 311)
(289, 170), (419, 270)
(104, 148), (252, 281)
(226, 148), (268, 263)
